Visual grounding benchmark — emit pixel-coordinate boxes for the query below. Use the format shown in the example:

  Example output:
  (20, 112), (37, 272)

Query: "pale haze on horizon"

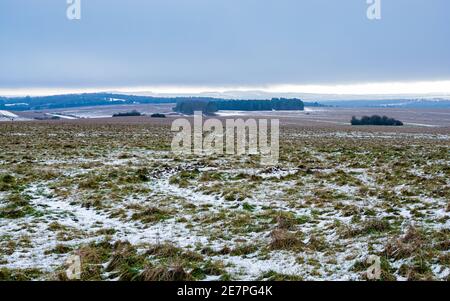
(1, 0), (449, 96)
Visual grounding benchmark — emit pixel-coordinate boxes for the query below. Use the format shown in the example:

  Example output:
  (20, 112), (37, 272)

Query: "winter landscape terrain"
(1, 0), (450, 286)
(0, 111), (448, 281)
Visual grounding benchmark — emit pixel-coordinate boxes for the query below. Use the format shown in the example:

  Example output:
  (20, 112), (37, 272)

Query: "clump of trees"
(151, 113), (166, 118)
(351, 115), (403, 126)
(34, 116), (61, 121)
(112, 110), (142, 117)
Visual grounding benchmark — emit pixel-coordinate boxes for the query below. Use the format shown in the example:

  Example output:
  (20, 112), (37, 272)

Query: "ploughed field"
(0, 118), (449, 281)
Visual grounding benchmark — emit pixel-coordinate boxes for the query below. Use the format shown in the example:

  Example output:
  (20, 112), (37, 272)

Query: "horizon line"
(1, 80), (450, 98)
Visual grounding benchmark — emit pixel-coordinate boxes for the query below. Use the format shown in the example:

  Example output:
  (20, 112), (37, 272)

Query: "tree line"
(173, 98), (304, 115)
(214, 98), (304, 111)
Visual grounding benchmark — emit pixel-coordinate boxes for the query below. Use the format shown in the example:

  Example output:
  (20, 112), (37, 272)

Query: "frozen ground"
(0, 120), (448, 281)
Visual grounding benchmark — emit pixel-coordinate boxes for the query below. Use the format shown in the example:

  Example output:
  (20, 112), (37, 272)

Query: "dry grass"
(385, 227), (425, 260)
(140, 265), (193, 281)
(0, 118), (448, 281)
(269, 229), (303, 251)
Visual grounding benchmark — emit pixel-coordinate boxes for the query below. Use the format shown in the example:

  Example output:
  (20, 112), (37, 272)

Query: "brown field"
(8, 105), (450, 128)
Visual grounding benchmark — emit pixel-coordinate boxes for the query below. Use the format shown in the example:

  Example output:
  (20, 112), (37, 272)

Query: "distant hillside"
(0, 93), (176, 111)
(319, 98), (450, 109)
(0, 93), (306, 113)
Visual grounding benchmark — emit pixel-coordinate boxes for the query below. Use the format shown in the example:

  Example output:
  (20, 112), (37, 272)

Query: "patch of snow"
(0, 110), (18, 118)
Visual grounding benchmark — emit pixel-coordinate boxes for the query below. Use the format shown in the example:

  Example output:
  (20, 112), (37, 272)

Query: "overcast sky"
(1, 0), (449, 95)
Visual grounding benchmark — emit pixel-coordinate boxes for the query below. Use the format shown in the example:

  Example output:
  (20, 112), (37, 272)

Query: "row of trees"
(215, 98), (304, 111)
(112, 111), (166, 118)
(112, 110), (142, 117)
(173, 99), (218, 115)
(1, 93), (177, 111)
(173, 98), (304, 114)
(351, 115), (403, 126)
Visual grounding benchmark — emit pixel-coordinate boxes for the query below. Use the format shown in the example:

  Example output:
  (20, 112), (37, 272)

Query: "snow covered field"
(0, 120), (448, 281)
